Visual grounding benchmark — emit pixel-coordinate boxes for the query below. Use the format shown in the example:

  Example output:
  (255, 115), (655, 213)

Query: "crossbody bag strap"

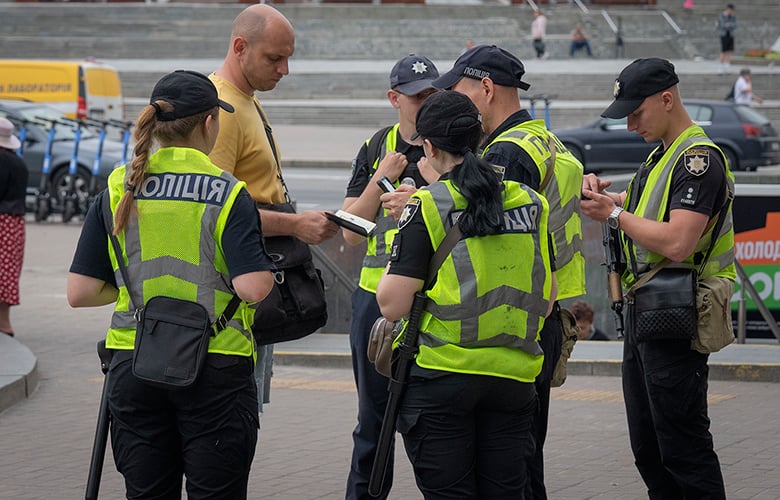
(100, 192), (241, 332)
(539, 135), (556, 193)
(625, 194), (728, 300)
(254, 101), (291, 204)
(424, 223), (462, 292)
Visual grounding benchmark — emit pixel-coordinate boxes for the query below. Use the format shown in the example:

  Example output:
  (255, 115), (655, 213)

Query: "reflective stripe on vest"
(411, 179), (552, 383)
(105, 147), (255, 357)
(622, 124), (736, 284)
(483, 119), (586, 299)
(358, 123), (400, 293)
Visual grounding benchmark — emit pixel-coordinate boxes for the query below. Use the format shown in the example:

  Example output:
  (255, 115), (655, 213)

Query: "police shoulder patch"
(491, 164), (507, 181)
(683, 149), (710, 176)
(398, 198), (421, 230)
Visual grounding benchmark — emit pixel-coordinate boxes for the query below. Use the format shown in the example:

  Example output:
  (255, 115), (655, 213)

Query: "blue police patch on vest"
(501, 203), (541, 233)
(398, 198), (421, 230)
(136, 173), (229, 206)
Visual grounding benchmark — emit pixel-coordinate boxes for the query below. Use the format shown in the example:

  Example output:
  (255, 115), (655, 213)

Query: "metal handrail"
(735, 259), (780, 343)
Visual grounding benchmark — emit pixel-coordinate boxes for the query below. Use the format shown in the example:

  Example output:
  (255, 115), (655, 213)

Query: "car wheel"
(50, 166), (91, 214)
(721, 147), (739, 172)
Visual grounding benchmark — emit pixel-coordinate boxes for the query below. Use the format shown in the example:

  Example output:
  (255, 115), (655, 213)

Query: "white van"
(0, 59), (124, 121)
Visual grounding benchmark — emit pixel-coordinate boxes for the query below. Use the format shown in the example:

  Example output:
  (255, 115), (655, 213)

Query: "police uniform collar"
(480, 110), (532, 150)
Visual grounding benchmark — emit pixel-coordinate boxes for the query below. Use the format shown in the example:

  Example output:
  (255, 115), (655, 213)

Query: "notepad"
(326, 210), (377, 237)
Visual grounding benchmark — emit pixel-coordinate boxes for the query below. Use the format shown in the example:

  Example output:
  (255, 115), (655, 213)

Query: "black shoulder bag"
(252, 103), (328, 344)
(625, 188), (731, 343)
(102, 195), (241, 389)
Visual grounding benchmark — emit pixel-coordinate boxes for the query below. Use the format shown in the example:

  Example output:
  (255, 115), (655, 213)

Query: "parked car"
(0, 99), (128, 214)
(555, 99), (780, 173)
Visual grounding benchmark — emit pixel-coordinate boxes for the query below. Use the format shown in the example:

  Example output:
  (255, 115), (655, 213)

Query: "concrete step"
(123, 96), (780, 133)
(114, 59), (780, 102)
(5, 2), (779, 61)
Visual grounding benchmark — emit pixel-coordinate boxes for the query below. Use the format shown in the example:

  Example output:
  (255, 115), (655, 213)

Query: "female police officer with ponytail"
(376, 90), (557, 498)
(67, 70), (276, 499)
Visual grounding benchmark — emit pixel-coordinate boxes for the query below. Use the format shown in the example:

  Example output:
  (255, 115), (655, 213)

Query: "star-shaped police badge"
(613, 79), (621, 98)
(411, 61), (428, 75)
(684, 149), (710, 176)
(398, 198), (421, 230)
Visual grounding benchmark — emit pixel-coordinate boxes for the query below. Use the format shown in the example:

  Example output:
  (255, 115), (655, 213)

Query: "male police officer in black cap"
(582, 58), (733, 499)
(434, 45), (586, 500)
(340, 54), (440, 500)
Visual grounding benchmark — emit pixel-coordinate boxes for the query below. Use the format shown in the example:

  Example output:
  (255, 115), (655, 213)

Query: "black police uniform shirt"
(480, 110), (543, 191)
(69, 189), (276, 287)
(630, 144), (728, 221)
(345, 130), (427, 198)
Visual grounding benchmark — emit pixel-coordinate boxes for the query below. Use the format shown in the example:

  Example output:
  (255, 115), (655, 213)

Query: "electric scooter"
(84, 118), (110, 213)
(528, 94), (554, 129)
(33, 116), (71, 223)
(60, 117), (86, 223)
(109, 119), (133, 165)
(15, 118), (31, 158)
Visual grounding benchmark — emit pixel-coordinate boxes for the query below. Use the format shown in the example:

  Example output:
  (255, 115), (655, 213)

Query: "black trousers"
(398, 369), (537, 499)
(346, 287), (392, 500)
(526, 303), (563, 500)
(622, 306), (726, 500)
(107, 351), (258, 500)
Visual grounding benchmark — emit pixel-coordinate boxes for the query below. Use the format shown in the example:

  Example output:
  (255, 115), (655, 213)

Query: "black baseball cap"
(150, 70), (234, 121)
(601, 58), (680, 119)
(433, 45), (530, 91)
(412, 90), (482, 154)
(389, 55), (440, 96)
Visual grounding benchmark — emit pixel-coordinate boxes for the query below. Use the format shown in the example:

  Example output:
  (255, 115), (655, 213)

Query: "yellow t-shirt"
(208, 73), (285, 204)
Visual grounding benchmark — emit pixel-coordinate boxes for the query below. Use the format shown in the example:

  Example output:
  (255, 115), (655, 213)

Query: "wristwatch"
(607, 206), (624, 230)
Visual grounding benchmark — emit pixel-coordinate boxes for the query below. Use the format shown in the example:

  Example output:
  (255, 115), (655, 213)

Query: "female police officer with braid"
(377, 90), (557, 498)
(67, 70), (276, 499)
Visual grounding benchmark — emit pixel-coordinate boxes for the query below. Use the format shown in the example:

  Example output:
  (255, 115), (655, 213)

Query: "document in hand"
(326, 210), (377, 237)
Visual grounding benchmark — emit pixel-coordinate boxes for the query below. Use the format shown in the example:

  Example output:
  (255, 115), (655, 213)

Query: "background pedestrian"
(0, 117), (27, 337)
(717, 3), (737, 73)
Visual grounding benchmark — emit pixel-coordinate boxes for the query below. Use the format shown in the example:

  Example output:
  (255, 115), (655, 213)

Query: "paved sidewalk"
(1, 220), (780, 498)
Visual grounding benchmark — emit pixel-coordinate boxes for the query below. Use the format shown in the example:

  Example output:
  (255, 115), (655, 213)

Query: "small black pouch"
(632, 268), (698, 342)
(132, 296), (213, 389)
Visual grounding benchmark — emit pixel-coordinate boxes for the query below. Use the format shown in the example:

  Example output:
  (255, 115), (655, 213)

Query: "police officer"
(340, 54), (439, 500)
(433, 44), (586, 499)
(376, 90), (556, 498)
(581, 58), (733, 499)
(67, 70), (277, 499)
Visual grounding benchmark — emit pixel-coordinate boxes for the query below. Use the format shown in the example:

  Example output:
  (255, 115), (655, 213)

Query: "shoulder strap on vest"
(101, 191), (241, 332)
(367, 125), (394, 170)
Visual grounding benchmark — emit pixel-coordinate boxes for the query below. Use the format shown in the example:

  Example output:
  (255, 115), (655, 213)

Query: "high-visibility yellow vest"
(483, 119), (586, 299)
(622, 124), (736, 286)
(411, 179), (552, 383)
(358, 123), (400, 293)
(105, 147), (256, 357)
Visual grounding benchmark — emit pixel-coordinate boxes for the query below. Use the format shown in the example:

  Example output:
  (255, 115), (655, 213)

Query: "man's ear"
(232, 36), (248, 58)
(387, 89), (401, 109)
(481, 77), (495, 103)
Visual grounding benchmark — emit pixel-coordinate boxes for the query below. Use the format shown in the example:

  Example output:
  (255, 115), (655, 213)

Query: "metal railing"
(735, 259), (780, 343)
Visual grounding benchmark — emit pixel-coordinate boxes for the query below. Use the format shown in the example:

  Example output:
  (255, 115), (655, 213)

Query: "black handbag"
(631, 267), (698, 342)
(251, 104), (328, 345)
(102, 195), (241, 389)
(253, 202), (328, 345)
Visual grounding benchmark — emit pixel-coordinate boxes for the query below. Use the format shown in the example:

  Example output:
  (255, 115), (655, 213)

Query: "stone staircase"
(2, 1), (779, 129)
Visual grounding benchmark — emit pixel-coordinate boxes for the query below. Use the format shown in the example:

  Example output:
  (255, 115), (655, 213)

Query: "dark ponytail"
(450, 151), (504, 237)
